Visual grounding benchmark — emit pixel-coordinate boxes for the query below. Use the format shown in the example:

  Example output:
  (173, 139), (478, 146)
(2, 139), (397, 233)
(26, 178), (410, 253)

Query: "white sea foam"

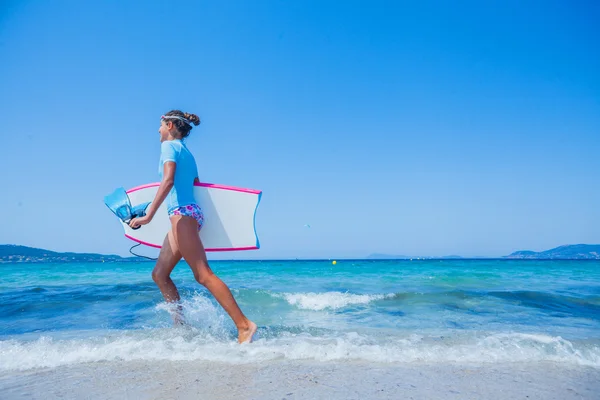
(1, 330), (598, 371)
(276, 291), (392, 310)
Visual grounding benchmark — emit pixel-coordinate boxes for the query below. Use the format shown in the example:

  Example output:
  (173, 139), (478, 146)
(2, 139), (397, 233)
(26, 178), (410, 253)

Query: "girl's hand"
(129, 215), (152, 229)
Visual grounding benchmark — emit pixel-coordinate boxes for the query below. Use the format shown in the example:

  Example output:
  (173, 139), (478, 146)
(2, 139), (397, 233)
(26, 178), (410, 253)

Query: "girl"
(129, 110), (257, 344)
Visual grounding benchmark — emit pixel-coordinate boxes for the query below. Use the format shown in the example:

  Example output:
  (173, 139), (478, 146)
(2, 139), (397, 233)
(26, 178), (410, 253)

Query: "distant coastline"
(503, 244), (600, 260)
(367, 253), (463, 260)
(368, 244), (600, 260)
(0, 245), (143, 263)
(1, 244), (599, 263)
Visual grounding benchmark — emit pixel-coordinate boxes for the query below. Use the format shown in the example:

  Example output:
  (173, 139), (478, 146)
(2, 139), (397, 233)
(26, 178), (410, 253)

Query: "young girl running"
(129, 110), (257, 343)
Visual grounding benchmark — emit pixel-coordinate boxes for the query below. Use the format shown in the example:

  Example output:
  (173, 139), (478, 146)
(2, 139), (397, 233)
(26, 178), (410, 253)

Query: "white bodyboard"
(121, 182), (261, 251)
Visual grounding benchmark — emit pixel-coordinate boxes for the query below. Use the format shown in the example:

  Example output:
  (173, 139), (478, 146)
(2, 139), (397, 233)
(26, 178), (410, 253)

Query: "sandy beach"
(1, 360), (598, 400)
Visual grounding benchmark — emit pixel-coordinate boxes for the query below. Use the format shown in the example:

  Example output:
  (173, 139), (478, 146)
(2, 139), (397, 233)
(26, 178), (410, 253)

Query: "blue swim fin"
(104, 188), (150, 230)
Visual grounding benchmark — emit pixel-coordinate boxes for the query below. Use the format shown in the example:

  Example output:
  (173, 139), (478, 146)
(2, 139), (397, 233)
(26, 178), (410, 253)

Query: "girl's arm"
(129, 161), (176, 228)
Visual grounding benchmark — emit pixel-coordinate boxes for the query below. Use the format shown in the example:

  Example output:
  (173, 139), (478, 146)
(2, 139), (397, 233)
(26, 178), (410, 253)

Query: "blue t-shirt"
(158, 139), (199, 213)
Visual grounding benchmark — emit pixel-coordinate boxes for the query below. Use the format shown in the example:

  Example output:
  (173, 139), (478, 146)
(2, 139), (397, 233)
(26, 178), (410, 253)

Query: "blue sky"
(1, 1), (598, 259)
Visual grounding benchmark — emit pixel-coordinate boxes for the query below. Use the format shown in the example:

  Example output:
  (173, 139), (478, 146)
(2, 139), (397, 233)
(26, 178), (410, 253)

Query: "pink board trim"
(125, 234), (259, 252)
(127, 182), (262, 195)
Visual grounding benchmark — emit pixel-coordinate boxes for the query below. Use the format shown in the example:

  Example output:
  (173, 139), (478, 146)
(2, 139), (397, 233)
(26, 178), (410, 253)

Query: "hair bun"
(184, 113), (201, 126)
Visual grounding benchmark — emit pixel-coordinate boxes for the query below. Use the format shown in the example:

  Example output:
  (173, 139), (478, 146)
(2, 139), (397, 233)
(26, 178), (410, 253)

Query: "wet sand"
(1, 360), (599, 399)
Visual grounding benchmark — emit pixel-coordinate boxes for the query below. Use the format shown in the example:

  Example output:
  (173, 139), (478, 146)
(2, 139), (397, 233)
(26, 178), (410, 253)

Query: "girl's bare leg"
(152, 231), (184, 325)
(171, 215), (257, 343)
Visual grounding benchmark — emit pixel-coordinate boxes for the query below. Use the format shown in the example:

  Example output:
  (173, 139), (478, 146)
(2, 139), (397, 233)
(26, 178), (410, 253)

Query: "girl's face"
(158, 120), (173, 142)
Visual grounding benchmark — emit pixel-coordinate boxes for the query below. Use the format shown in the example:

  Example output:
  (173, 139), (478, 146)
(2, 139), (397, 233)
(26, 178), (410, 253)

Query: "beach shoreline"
(1, 360), (598, 400)
(2, 260), (599, 399)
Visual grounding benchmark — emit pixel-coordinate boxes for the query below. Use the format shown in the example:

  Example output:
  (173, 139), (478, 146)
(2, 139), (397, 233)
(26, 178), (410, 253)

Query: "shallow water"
(1, 259), (599, 370)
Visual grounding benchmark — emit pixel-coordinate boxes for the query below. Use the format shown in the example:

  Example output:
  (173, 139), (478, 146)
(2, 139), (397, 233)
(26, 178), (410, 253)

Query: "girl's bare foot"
(173, 313), (186, 327)
(238, 320), (257, 343)
(171, 303), (186, 326)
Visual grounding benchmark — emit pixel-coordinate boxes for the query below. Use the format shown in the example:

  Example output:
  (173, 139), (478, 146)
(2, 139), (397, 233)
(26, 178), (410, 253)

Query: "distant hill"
(0, 245), (144, 263)
(505, 244), (600, 260)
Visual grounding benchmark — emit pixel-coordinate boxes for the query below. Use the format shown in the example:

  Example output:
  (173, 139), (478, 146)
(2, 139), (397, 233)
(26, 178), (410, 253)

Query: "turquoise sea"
(1, 259), (599, 370)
